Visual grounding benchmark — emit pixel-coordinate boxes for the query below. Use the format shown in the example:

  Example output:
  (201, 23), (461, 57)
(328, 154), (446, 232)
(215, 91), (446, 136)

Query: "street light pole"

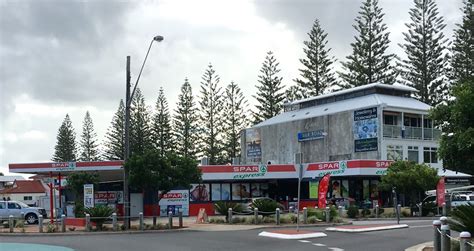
(123, 35), (163, 230)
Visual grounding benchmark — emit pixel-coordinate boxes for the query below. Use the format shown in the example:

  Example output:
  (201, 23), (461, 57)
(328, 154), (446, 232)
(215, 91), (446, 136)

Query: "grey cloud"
(0, 0), (133, 120)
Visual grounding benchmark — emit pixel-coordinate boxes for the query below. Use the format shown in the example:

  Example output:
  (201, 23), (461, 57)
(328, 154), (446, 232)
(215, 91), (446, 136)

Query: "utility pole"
(124, 56), (131, 230)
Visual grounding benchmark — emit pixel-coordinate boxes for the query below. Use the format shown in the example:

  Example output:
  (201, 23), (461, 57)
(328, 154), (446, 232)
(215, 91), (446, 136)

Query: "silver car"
(0, 200), (47, 224)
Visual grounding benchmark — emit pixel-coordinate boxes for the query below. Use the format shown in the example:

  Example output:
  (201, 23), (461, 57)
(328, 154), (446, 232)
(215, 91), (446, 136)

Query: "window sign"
(190, 184), (210, 202)
(221, 184), (231, 200)
(211, 184), (221, 201)
(251, 183), (261, 197)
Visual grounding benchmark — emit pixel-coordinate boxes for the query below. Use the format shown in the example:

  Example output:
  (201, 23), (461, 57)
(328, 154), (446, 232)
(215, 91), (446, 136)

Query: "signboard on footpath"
(83, 184), (94, 208)
(159, 190), (189, 216)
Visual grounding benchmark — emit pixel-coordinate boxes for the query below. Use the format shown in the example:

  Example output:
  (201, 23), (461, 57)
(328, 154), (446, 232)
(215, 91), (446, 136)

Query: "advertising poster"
(83, 184), (94, 208)
(353, 107), (378, 152)
(246, 129), (262, 160)
(211, 184), (221, 201)
(318, 174), (331, 208)
(159, 190), (189, 216)
(221, 184), (231, 200)
(190, 184), (210, 202)
(309, 181), (319, 199)
(342, 180), (349, 198)
(251, 183), (261, 197)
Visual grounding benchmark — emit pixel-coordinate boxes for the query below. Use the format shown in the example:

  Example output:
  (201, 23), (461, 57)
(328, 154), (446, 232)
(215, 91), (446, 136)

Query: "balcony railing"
(383, 125), (441, 140)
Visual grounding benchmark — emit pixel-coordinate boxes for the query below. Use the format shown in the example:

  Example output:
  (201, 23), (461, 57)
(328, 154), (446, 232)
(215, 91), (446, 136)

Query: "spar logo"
(52, 162), (76, 171)
(318, 161), (347, 177)
(233, 165), (267, 179)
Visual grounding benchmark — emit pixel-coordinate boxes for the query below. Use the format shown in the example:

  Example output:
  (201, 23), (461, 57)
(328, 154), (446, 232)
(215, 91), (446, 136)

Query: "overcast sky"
(0, 0), (463, 175)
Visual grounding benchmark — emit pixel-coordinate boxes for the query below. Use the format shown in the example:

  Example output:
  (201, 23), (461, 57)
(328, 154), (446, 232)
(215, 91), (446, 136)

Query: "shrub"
(361, 208), (371, 217)
(46, 223), (56, 233)
(307, 216), (320, 224)
(449, 205), (474, 234)
(214, 201), (244, 222)
(231, 217), (246, 224)
(373, 207), (385, 215)
(280, 214), (297, 224)
(15, 220), (24, 229)
(209, 218), (225, 224)
(74, 201), (85, 218)
(401, 210), (411, 217)
(332, 216), (344, 223)
(307, 208), (324, 220)
(329, 205), (338, 220)
(250, 199), (283, 217)
(84, 205), (115, 231)
(347, 206), (359, 218)
(262, 216), (275, 224)
(68, 227), (76, 231)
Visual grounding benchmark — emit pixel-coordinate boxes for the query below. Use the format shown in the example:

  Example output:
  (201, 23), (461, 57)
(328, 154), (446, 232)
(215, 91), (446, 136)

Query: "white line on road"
(328, 248), (344, 251)
(313, 243), (326, 246)
(409, 225), (432, 228)
(298, 240), (311, 243)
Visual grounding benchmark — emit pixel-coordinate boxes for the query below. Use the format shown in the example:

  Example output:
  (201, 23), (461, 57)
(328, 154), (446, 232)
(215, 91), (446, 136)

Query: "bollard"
(460, 232), (471, 251)
(276, 208), (280, 225)
(168, 211), (173, 229)
(139, 212), (144, 231)
(325, 207), (330, 223)
(433, 220), (442, 251)
(39, 214), (43, 233)
(440, 216), (448, 225)
(442, 203), (447, 216)
(375, 205), (379, 218)
(178, 209), (183, 228)
(254, 208), (259, 225)
(338, 206), (344, 218)
(397, 204), (401, 216)
(85, 214), (91, 232)
(441, 224), (451, 251)
(112, 213), (117, 231)
(303, 207), (308, 224)
(228, 208), (233, 224)
(9, 215), (14, 233)
(61, 214), (66, 232)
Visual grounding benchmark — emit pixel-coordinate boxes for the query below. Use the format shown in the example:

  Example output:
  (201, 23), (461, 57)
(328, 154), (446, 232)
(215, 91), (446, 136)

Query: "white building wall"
(1, 193), (46, 206)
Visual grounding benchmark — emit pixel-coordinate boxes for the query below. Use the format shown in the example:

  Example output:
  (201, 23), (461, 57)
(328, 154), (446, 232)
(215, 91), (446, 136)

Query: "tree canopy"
(430, 79), (474, 175)
(380, 161), (439, 205)
(127, 151), (202, 193)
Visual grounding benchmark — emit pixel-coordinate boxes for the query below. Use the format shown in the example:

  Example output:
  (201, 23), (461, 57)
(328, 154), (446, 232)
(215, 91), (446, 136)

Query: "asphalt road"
(0, 220), (434, 251)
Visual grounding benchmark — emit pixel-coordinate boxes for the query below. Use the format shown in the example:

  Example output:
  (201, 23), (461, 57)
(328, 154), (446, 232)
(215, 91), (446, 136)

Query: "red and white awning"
(9, 161), (124, 173)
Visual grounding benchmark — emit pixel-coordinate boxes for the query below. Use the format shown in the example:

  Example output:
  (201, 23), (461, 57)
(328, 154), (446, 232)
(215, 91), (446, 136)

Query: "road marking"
(298, 240), (311, 243)
(328, 248), (344, 251)
(409, 225), (432, 228)
(313, 243), (326, 246)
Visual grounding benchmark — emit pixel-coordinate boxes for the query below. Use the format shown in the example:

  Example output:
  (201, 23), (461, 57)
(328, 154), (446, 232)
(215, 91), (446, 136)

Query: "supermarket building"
(8, 83), (471, 216)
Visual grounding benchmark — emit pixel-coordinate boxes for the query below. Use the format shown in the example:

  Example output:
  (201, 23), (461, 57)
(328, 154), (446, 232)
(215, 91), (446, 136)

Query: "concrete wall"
(241, 108), (380, 164)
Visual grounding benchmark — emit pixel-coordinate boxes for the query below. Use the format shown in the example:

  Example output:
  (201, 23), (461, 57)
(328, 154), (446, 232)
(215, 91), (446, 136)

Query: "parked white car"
(0, 200), (47, 224)
(451, 194), (474, 208)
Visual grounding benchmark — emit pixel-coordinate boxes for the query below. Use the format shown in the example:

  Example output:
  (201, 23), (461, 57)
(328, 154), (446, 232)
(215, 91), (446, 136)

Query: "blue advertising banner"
(353, 107), (378, 152)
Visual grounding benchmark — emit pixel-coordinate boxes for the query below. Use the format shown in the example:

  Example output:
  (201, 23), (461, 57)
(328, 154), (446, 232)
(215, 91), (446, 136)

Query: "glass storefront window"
(251, 184), (261, 197)
(341, 180), (349, 198)
(363, 180), (370, 200)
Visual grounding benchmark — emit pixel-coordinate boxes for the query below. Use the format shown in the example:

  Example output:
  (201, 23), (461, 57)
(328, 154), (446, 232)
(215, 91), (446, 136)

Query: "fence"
(433, 216), (473, 251)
